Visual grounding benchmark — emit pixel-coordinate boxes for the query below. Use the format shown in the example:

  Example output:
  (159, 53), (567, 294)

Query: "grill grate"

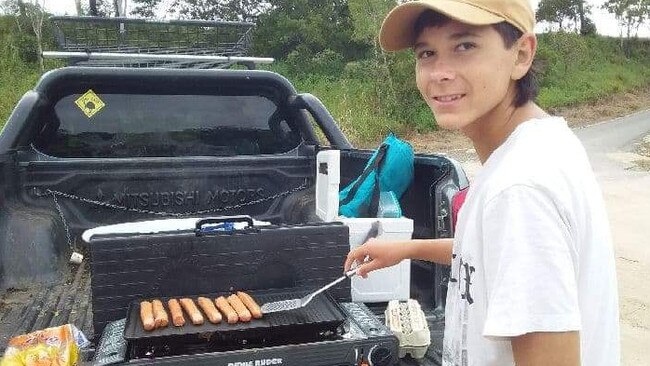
(123, 289), (346, 344)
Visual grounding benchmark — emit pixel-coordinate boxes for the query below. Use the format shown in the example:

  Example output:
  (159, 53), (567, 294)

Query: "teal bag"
(339, 134), (414, 218)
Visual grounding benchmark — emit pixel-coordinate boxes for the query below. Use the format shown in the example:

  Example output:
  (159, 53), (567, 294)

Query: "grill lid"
(123, 289), (346, 342)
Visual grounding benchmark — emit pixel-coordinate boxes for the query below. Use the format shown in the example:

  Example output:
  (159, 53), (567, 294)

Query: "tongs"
(260, 267), (361, 314)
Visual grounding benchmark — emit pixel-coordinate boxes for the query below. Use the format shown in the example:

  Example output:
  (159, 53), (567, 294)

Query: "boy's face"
(414, 20), (521, 131)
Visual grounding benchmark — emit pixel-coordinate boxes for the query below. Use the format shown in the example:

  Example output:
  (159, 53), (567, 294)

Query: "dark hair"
(413, 10), (538, 107)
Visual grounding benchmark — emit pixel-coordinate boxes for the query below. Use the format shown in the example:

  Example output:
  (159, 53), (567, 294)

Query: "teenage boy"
(344, 1), (619, 365)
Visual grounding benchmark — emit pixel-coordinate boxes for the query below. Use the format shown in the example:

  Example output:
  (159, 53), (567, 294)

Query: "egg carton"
(384, 299), (431, 359)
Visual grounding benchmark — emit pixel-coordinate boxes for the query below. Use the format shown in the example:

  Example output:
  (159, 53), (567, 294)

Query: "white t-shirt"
(442, 117), (620, 366)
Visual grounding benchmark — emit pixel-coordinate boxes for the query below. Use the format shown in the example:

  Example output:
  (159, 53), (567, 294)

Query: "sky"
(43, 0), (650, 38)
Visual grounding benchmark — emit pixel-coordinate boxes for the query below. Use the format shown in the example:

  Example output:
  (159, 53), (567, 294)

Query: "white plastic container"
(338, 217), (414, 302)
(315, 150), (340, 222)
(314, 150), (414, 302)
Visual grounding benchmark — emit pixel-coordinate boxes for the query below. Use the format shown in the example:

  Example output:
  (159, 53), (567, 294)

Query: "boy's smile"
(414, 20), (520, 133)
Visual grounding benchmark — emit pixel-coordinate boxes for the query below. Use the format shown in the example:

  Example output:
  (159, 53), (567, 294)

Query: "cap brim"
(379, 0), (506, 51)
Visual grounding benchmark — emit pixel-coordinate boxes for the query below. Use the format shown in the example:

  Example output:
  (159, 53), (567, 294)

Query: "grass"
(537, 59), (650, 108)
(0, 63), (41, 132)
(291, 76), (409, 144)
(534, 34), (650, 100)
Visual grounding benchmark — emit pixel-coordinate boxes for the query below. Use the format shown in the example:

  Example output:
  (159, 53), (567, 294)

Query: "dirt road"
(441, 110), (650, 365)
(575, 110), (650, 366)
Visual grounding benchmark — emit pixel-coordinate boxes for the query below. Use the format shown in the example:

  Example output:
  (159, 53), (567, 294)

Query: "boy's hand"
(344, 239), (409, 278)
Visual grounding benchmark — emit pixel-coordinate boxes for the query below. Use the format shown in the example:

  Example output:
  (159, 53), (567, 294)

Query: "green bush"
(292, 76), (405, 144)
(385, 51), (435, 132)
(627, 40), (650, 60)
(342, 59), (376, 81)
(252, 0), (370, 61)
(529, 33), (650, 109)
(5, 32), (39, 63)
(534, 41), (560, 87)
(0, 15), (61, 132)
(0, 64), (41, 132)
(286, 47), (345, 76)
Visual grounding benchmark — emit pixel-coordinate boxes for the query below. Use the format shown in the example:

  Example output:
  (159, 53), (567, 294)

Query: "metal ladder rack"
(45, 16), (273, 69)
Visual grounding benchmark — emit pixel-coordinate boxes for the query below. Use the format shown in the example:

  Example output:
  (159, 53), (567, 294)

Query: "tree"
(347, 0), (397, 110)
(576, 0), (594, 34)
(537, 0), (592, 32)
(603, 0), (650, 41)
(580, 16), (597, 35)
(537, 0), (570, 30)
(0, 0), (26, 32)
(16, 0), (24, 16)
(114, 0), (127, 16)
(130, 0), (162, 17)
(348, 0), (394, 43)
(1, 0), (26, 17)
(84, 0), (118, 17)
(89, 0), (98, 15)
(25, 0), (46, 71)
(167, 0), (269, 21)
(252, 0), (367, 60)
(219, 0), (270, 21)
(85, 0), (122, 17)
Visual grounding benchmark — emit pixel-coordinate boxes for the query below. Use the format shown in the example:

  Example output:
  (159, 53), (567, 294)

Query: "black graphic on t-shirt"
(449, 253), (475, 305)
(461, 261), (475, 304)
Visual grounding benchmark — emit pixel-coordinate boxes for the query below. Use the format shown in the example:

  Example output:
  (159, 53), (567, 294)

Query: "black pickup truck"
(0, 67), (468, 365)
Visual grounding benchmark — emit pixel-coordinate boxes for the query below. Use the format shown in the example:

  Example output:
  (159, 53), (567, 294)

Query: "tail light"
(451, 188), (468, 232)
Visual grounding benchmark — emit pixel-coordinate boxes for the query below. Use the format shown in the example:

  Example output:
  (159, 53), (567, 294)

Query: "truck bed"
(0, 262), (93, 349)
(0, 262), (445, 364)
(0, 67), (464, 365)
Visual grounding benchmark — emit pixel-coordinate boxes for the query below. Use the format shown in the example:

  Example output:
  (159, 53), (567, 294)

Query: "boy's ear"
(511, 33), (536, 81)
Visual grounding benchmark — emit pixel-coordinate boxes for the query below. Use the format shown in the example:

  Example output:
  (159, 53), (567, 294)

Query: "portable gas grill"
(87, 219), (353, 334)
(87, 219), (400, 365)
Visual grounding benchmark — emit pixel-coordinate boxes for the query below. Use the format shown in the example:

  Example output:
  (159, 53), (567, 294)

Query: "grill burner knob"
(368, 345), (392, 366)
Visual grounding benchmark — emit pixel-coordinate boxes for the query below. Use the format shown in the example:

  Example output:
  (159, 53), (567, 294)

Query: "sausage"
(236, 291), (263, 319)
(140, 301), (155, 331)
(167, 298), (186, 327)
(152, 299), (169, 328)
(197, 297), (222, 324)
(227, 294), (252, 322)
(215, 296), (239, 324)
(180, 298), (205, 325)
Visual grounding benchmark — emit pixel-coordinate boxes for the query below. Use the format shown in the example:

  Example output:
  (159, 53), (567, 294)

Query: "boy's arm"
(344, 238), (453, 277)
(511, 331), (580, 366)
(408, 238), (454, 265)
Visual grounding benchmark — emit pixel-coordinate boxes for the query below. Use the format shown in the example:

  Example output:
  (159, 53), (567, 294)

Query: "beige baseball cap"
(379, 0), (535, 51)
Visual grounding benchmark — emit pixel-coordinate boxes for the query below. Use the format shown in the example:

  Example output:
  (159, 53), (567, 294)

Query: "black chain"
(46, 179), (309, 218)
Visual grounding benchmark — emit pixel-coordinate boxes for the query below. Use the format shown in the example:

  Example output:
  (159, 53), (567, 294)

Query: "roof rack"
(45, 16), (273, 69)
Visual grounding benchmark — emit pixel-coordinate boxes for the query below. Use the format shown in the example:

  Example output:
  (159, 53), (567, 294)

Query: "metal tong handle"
(301, 267), (360, 307)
